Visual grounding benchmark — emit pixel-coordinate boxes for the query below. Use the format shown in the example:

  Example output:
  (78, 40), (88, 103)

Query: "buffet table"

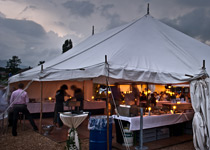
(27, 102), (69, 113)
(113, 112), (194, 144)
(156, 101), (170, 107)
(162, 103), (192, 110)
(83, 100), (106, 110)
(113, 112), (194, 131)
(27, 100), (106, 114)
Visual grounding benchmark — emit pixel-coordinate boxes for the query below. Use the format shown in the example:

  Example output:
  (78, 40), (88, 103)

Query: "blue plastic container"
(89, 116), (112, 150)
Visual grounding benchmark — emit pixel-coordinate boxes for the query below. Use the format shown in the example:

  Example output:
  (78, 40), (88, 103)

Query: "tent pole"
(105, 55), (109, 150)
(92, 26), (94, 35)
(146, 83), (149, 101)
(83, 80), (85, 100)
(39, 65), (43, 134)
(202, 60), (206, 70)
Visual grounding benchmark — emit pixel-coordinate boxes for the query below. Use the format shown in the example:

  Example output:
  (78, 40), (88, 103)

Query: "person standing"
(54, 84), (70, 128)
(147, 93), (156, 107)
(8, 86), (17, 126)
(131, 83), (140, 105)
(70, 85), (84, 111)
(10, 83), (38, 136)
(110, 83), (122, 115)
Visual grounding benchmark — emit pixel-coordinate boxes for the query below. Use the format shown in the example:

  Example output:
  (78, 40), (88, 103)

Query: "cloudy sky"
(0, 0), (210, 67)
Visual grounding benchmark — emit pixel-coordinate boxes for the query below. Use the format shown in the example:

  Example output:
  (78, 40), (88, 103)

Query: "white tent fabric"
(7, 13), (210, 149)
(190, 78), (210, 150)
(9, 14), (210, 84)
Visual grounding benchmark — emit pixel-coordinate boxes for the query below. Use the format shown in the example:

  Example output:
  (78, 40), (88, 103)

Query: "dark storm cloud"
(100, 4), (127, 30)
(0, 17), (46, 38)
(176, 0), (210, 7)
(162, 8), (210, 44)
(0, 17), (63, 67)
(62, 0), (95, 17)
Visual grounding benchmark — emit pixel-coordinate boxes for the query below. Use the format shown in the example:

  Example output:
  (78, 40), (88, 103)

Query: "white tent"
(7, 13), (210, 149)
(9, 14), (210, 85)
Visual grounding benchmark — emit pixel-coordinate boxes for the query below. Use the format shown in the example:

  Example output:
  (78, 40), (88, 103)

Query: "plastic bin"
(122, 128), (133, 147)
(88, 116), (112, 150)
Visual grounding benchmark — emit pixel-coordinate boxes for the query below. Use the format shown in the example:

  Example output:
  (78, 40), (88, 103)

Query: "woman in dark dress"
(54, 84), (70, 127)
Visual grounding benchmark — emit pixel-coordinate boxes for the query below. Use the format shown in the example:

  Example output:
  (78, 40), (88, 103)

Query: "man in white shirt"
(10, 83), (38, 136)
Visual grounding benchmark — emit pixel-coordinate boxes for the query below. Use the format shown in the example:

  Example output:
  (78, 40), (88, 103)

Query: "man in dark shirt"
(54, 84), (70, 128)
(71, 85), (84, 110)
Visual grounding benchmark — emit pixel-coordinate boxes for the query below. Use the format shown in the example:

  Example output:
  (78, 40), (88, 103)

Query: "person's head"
(18, 83), (24, 89)
(60, 84), (68, 90)
(71, 85), (77, 90)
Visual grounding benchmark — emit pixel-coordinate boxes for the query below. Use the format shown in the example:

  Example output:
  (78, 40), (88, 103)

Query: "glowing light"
(148, 107), (151, 116)
(177, 101), (181, 104)
(156, 100), (158, 103)
(145, 90), (151, 95)
(108, 91), (111, 94)
(173, 105), (176, 110)
(48, 97), (52, 100)
(91, 96), (94, 100)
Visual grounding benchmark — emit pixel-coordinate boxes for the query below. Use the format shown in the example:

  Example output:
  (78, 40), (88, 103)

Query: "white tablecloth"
(113, 112), (194, 131)
(60, 112), (88, 150)
(60, 112), (88, 128)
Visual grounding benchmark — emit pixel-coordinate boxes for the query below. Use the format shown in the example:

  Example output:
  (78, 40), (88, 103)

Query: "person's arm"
(64, 91), (70, 97)
(10, 92), (14, 104)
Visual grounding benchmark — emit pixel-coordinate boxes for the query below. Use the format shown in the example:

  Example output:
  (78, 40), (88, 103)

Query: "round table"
(60, 112), (88, 150)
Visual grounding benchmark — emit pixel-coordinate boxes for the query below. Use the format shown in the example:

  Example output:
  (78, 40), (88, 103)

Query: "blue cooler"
(88, 116), (112, 150)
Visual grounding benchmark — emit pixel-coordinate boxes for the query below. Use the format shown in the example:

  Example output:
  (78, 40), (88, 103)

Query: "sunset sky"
(0, 0), (210, 67)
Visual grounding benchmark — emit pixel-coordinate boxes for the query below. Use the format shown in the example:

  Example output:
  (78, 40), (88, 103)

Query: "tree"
(62, 39), (73, 53)
(6, 56), (21, 76)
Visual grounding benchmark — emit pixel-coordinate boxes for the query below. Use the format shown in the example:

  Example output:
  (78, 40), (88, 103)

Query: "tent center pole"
(39, 81), (43, 134)
(105, 55), (109, 150)
(39, 64), (43, 134)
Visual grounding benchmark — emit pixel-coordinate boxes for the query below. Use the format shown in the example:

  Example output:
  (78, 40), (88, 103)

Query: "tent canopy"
(9, 14), (210, 84)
